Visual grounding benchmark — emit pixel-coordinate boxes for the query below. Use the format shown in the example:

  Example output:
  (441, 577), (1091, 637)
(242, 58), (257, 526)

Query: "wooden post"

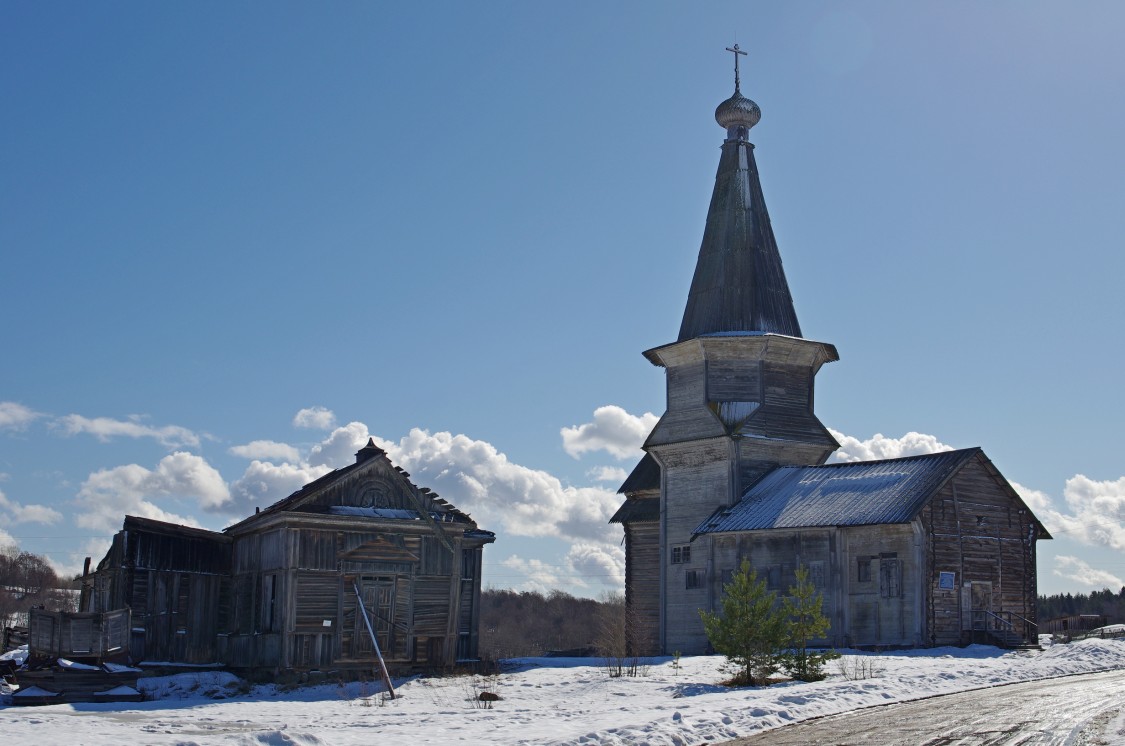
(353, 582), (395, 699)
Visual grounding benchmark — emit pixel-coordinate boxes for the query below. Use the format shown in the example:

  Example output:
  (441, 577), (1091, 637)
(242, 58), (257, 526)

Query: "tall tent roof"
(677, 70), (802, 341)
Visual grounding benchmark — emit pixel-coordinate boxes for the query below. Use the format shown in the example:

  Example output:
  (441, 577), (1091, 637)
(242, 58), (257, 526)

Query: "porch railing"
(970, 609), (1038, 643)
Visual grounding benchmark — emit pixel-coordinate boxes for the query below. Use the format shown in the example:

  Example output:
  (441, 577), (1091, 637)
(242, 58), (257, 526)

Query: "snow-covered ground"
(2, 639), (1124, 745)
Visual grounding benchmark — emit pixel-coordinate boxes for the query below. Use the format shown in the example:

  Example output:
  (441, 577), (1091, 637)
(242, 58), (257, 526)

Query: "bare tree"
(597, 592), (652, 677)
(0, 546), (76, 632)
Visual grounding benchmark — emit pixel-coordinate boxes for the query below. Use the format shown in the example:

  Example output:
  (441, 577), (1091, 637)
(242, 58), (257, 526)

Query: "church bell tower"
(638, 46), (840, 653)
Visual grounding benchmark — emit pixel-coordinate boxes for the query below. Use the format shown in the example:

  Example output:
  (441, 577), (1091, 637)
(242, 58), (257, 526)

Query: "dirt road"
(725, 669), (1125, 745)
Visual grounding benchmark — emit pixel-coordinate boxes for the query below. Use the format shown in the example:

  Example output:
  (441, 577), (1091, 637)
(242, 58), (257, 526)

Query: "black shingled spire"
(677, 61), (802, 342)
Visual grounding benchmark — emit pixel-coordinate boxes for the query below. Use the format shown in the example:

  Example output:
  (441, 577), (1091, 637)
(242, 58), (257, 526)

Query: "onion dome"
(715, 89), (761, 131)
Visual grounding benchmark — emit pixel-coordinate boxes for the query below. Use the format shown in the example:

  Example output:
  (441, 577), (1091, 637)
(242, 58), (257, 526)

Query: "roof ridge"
(802, 446), (980, 470)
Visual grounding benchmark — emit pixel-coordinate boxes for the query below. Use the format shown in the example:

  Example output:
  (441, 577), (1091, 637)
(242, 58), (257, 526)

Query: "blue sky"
(2, 2), (1123, 597)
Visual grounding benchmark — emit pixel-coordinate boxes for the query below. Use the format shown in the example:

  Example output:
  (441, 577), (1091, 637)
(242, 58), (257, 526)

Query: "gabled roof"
(618, 453), (660, 495)
(123, 515), (230, 543)
(695, 448), (982, 534)
(677, 132), (802, 341)
(223, 438), (484, 537)
(610, 454), (661, 524)
(609, 496), (659, 524)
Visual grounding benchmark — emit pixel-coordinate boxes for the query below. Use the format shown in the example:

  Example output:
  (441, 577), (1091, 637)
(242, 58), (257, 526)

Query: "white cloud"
(58, 414), (200, 449)
(565, 541), (625, 589)
(228, 460), (333, 514)
(561, 406), (659, 460)
(58, 537), (114, 579)
(0, 527), (16, 551)
(587, 466), (629, 484)
(75, 452), (228, 532)
(307, 421), (372, 468)
(229, 440), (301, 463)
(293, 407), (336, 431)
(1014, 475), (1125, 551)
(500, 555), (568, 593)
(1053, 555), (1124, 590)
(829, 429), (954, 463)
(0, 489), (63, 525)
(497, 544), (626, 595)
(385, 427), (621, 545)
(0, 402), (42, 431)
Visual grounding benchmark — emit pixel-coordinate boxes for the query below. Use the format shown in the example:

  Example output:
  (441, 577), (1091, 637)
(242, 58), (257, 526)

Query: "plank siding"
(706, 358), (761, 402)
(623, 522), (660, 655)
(919, 455), (1040, 645)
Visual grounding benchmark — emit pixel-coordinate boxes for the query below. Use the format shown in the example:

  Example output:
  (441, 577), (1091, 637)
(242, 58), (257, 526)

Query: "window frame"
(685, 569), (704, 589)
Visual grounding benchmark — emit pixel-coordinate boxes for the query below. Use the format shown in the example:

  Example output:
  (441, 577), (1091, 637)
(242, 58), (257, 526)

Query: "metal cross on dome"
(726, 43), (748, 91)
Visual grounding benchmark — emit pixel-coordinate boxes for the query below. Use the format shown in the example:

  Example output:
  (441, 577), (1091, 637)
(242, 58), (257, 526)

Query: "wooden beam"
(352, 581), (395, 699)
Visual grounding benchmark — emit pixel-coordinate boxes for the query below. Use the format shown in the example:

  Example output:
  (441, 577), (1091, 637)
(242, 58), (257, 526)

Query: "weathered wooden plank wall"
(920, 456), (1039, 644)
(624, 521), (660, 655)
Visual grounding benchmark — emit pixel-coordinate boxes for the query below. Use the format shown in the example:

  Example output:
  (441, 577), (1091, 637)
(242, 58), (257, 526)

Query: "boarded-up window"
(176, 574), (191, 615)
(857, 557), (872, 583)
(879, 557), (901, 598)
(261, 574), (279, 632)
(462, 549), (476, 580)
(766, 565), (782, 590)
(457, 632), (472, 660)
(232, 575), (253, 634)
(807, 561), (825, 588)
(685, 569), (704, 589)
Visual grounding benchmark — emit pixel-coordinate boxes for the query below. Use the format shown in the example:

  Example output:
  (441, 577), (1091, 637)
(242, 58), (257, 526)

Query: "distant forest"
(477, 586), (1125, 659)
(1038, 587), (1125, 624)
(478, 588), (617, 660)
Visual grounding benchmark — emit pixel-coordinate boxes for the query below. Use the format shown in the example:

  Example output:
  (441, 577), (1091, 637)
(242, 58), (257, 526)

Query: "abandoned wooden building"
(80, 439), (494, 673)
(611, 52), (1049, 653)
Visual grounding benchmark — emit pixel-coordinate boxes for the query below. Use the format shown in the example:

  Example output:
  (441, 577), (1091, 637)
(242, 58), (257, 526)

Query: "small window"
(807, 561), (826, 589)
(720, 569), (735, 586)
(685, 569), (704, 589)
(857, 557), (872, 583)
(766, 565), (783, 590)
(671, 544), (691, 564)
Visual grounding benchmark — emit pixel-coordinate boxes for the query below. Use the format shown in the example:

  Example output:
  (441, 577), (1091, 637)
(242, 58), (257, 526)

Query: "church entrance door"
(353, 575), (395, 658)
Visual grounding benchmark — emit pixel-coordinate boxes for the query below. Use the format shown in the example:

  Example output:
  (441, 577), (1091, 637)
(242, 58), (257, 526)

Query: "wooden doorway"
(876, 555), (905, 645)
(971, 580), (993, 629)
(352, 575), (396, 658)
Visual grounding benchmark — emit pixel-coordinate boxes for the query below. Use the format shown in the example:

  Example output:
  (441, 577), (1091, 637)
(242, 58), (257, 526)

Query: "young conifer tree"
(781, 564), (838, 681)
(699, 559), (786, 686)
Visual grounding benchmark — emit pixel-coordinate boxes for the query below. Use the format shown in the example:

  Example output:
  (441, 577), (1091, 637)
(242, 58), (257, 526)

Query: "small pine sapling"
(699, 559), (786, 686)
(781, 564), (838, 682)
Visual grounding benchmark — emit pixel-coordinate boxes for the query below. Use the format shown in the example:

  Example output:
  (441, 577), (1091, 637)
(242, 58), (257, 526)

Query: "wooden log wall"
(221, 520), (474, 671)
(623, 522), (660, 656)
(919, 455), (1039, 645)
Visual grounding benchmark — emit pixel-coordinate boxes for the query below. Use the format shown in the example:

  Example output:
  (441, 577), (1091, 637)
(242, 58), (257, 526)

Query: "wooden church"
(611, 48), (1049, 653)
(80, 439), (494, 673)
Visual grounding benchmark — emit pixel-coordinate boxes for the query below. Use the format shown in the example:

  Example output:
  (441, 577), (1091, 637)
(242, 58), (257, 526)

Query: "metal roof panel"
(695, 448), (980, 534)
